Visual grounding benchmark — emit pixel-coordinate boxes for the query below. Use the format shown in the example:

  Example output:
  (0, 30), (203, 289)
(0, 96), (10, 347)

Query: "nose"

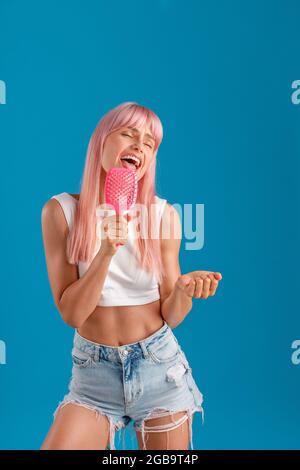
(132, 141), (143, 155)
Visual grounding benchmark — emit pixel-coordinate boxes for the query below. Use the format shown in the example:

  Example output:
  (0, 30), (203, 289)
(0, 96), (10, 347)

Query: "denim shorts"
(53, 320), (204, 450)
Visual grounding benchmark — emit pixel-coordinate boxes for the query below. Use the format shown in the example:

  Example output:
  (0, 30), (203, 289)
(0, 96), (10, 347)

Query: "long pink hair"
(67, 102), (166, 284)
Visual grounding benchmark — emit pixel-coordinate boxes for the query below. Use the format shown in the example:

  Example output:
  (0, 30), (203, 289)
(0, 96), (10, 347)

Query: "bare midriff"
(77, 299), (164, 347)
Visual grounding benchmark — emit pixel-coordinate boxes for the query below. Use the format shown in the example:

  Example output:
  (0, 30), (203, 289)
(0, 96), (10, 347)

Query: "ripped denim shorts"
(53, 320), (204, 450)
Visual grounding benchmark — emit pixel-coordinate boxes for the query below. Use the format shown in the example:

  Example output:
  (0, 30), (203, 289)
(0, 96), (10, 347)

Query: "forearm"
(160, 286), (193, 329)
(59, 247), (113, 328)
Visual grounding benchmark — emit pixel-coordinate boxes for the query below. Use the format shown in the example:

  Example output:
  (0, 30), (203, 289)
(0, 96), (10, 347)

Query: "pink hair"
(66, 102), (166, 284)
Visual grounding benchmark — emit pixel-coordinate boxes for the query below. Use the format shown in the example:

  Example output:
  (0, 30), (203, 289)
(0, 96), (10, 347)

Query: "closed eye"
(121, 133), (153, 149)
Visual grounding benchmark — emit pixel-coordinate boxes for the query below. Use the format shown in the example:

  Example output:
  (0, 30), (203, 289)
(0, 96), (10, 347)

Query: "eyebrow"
(125, 127), (155, 142)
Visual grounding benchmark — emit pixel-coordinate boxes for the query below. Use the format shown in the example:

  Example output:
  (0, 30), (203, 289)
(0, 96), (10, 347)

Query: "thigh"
(136, 411), (193, 450)
(40, 403), (110, 450)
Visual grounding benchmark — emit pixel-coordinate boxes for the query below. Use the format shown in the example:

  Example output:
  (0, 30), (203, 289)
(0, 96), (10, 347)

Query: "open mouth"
(120, 155), (141, 171)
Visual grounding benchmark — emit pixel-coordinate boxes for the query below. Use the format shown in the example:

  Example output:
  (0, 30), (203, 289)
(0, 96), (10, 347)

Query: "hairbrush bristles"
(104, 167), (138, 215)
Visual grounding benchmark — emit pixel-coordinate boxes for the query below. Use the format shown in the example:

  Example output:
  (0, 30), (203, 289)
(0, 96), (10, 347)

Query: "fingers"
(213, 272), (222, 280)
(176, 275), (195, 297)
(185, 279), (196, 297)
(101, 215), (128, 243)
(176, 275), (191, 290)
(191, 272), (222, 299)
(102, 211), (139, 237)
(200, 276), (211, 299)
(102, 221), (127, 235)
(176, 271), (222, 300)
(207, 273), (218, 296)
(194, 277), (204, 298)
(99, 211), (140, 255)
(126, 210), (140, 222)
(192, 270), (222, 280)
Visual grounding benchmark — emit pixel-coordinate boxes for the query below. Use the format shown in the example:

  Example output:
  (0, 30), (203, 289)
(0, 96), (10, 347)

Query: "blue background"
(0, 0), (299, 450)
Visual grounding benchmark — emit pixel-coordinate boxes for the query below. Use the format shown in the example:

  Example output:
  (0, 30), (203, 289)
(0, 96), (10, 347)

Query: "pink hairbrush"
(104, 167), (138, 247)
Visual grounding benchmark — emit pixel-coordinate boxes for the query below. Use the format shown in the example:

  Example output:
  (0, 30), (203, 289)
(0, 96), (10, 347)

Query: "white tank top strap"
(50, 192), (77, 230)
(154, 195), (167, 219)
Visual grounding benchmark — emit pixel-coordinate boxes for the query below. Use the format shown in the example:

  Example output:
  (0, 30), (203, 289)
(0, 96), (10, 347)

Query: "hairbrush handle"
(115, 206), (124, 248)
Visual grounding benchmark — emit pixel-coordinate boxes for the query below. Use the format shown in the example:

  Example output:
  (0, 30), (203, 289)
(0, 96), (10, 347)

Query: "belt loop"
(94, 346), (100, 363)
(139, 341), (149, 359)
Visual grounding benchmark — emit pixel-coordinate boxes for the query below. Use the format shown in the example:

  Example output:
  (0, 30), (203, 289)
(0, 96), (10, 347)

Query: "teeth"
(120, 155), (141, 168)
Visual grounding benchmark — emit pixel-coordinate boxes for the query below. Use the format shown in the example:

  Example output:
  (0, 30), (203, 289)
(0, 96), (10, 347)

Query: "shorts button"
(123, 350), (128, 356)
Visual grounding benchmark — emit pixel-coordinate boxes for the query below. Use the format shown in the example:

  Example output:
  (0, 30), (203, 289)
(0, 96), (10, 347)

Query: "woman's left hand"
(175, 271), (222, 299)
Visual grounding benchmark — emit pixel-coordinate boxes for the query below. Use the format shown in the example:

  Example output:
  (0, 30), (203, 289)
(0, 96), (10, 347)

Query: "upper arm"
(41, 198), (78, 313)
(158, 203), (182, 302)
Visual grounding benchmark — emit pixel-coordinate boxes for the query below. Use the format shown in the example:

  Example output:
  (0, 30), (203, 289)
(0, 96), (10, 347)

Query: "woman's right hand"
(99, 212), (136, 256)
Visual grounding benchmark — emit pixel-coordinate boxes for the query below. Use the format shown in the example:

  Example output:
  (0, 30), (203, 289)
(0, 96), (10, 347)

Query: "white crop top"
(50, 192), (167, 307)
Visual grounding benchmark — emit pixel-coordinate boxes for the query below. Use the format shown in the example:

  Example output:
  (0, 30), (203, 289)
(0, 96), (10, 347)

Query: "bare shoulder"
(41, 197), (61, 220)
(41, 192), (79, 214)
(41, 198), (68, 234)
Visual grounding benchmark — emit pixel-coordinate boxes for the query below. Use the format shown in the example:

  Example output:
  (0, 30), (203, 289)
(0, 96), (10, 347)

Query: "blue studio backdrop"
(0, 0), (299, 450)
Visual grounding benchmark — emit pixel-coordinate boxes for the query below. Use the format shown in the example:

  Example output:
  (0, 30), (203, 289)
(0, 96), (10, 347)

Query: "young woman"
(40, 102), (222, 450)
